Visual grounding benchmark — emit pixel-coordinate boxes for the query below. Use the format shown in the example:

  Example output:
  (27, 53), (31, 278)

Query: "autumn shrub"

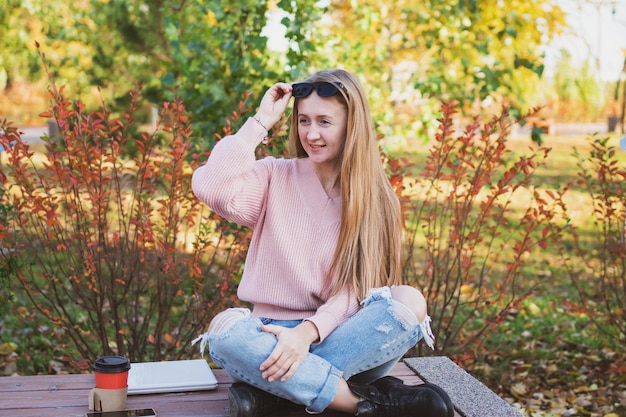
(0, 184), (17, 318)
(0, 50), (246, 364)
(559, 136), (626, 344)
(402, 102), (568, 358)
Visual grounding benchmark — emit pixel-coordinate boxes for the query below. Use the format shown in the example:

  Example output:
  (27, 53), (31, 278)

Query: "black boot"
(228, 382), (298, 417)
(348, 377), (454, 417)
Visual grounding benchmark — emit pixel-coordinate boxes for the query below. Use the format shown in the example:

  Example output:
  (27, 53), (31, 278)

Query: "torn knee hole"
(391, 299), (419, 326)
(208, 308), (250, 336)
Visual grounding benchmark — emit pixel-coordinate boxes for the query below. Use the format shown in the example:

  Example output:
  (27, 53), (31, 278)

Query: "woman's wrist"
(251, 114), (270, 144)
(298, 320), (320, 344)
(251, 114), (269, 132)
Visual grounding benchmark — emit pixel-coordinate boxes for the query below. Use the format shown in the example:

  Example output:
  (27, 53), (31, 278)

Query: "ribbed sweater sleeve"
(191, 118), (360, 342)
(191, 118), (269, 228)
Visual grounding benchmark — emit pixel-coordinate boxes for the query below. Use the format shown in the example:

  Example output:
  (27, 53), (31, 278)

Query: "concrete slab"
(405, 357), (522, 417)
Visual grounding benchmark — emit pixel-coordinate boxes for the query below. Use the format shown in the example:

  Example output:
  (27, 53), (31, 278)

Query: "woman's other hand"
(259, 321), (319, 382)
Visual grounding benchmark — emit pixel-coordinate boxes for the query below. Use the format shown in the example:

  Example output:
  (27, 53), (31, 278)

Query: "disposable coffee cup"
(93, 356), (131, 389)
(89, 356), (131, 411)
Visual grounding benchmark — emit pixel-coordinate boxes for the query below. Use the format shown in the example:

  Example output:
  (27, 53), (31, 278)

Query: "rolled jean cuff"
(305, 366), (343, 414)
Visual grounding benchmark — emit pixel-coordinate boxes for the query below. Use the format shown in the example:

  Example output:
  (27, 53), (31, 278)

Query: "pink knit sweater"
(191, 118), (360, 342)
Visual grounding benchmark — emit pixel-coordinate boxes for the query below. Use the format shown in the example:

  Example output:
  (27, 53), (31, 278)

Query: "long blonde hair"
(288, 69), (403, 301)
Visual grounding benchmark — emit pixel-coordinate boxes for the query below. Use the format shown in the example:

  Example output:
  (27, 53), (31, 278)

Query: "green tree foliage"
(1, 0), (567, 134)
(0, 0), (47, 88)
(0, 0), (163, 104)
(552, 48), (605, 121)
(0, 0), (324, 145)
(160, 0), (289, 150)
(322, 0), (567, 135)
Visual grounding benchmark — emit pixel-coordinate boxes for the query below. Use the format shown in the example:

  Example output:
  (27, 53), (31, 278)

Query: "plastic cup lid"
(93, 356), (131, 373)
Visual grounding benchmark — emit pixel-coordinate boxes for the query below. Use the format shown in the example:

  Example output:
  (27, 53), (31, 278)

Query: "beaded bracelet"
(251, 116), (269, 144)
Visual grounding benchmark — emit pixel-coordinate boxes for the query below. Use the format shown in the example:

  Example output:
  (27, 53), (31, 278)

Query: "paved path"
(511, 121), (610, 138)
(18, 125), (48, 144)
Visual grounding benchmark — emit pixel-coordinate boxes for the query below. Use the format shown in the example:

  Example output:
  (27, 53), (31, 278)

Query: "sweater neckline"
(296, 157), (341, 200)
(294, 158), (342, 224)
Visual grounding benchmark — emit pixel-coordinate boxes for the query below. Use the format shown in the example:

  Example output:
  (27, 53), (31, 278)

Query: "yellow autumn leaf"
(525, 302), (541, 315)
(460, 284), (473, 295)
(574, 385), (589, 393)
(0, 342), (18, 355)
(510, 382), (528, 398)
(546, 364), (558, 375)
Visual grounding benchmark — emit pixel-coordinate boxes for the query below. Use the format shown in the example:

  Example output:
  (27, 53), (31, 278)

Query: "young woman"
(191, 69), (453, 417)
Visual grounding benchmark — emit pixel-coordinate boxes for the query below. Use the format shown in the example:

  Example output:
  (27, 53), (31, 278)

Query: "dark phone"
(85, 409), (156, 417)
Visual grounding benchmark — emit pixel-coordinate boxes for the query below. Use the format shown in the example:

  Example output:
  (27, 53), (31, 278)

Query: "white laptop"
(127, 359), (219, 395)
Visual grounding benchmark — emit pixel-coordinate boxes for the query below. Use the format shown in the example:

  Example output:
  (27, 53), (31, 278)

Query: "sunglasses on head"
(292, 82), (345, 98)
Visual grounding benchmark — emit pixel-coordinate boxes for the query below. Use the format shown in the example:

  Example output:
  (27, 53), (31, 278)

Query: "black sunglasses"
(292, 82), (345, 98)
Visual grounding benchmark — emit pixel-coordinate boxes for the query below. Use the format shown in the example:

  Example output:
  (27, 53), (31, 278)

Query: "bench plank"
(0, 373), (94, 392)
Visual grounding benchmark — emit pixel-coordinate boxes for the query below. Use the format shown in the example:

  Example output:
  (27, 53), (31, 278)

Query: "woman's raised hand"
(254, 82), (293, 131)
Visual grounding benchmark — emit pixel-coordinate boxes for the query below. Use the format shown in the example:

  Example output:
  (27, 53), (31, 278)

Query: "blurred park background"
(1, 0), (625, 139)
(1, 1), (626, 416)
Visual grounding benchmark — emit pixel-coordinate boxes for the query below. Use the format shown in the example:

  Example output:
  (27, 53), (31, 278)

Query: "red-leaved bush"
(0, 47), (245, 362)
(559, 136), (626, 343)
(402, 102), (568, 358)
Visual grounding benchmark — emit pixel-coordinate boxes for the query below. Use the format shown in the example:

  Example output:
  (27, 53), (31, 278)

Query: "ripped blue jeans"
(192, 286), (434, 414)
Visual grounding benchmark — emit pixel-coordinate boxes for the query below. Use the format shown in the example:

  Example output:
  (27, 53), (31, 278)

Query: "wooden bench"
(0, 357), (521, 417)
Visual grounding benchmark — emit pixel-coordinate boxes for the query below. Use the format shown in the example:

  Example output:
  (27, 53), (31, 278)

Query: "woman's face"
(296, 92), (348, 171)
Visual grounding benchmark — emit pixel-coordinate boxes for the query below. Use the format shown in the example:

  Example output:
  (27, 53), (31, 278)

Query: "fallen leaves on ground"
(468, 342), (626, 417)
